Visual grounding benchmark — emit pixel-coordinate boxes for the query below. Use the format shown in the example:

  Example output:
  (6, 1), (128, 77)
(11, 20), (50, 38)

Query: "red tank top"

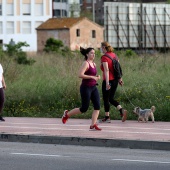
(82, 61), (97, 86)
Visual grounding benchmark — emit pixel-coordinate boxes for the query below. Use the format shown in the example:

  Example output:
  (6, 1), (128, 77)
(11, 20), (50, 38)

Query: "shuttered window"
(7, 21), (14, 34)
(22, 4), (31, 15)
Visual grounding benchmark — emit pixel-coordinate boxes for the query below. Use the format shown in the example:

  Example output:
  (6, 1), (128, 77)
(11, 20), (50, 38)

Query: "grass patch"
(2, 51), (170, 121)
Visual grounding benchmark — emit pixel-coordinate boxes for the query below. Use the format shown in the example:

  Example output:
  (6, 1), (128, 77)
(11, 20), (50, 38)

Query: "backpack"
(102, 53), (123, 79)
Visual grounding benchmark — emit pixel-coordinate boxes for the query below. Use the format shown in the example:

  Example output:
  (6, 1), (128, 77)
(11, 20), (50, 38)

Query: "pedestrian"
(62, 47), (102, 130)
(0, 63), (6, 121)
(100, 41), (127, 123)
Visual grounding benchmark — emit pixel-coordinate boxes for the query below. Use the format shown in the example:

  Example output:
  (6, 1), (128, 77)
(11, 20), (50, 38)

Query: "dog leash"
(121, 86), (136, 108)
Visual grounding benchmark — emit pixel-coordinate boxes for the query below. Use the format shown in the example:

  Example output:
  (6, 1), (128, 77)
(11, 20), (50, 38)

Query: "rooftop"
(36, 17), (87, 30)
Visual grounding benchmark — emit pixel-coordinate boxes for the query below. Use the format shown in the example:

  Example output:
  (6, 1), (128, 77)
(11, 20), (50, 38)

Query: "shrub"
(43, 38), (64, 53)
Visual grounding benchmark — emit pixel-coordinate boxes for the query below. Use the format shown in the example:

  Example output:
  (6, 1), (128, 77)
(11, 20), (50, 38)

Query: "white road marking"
(11, 152), (70, 158)
(11, 153), (170, 164)
(111, 158), (170, 164)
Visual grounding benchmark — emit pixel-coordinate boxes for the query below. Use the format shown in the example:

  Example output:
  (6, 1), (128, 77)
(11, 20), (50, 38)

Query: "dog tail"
(151, 106), (156, 112)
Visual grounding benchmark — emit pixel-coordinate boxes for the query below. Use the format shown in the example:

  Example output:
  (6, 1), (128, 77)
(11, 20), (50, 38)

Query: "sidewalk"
(0, 117), (170, 150)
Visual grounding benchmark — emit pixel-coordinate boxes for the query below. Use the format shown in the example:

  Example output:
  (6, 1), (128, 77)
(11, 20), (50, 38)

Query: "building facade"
(80, 0), (93, 11)
(104, 2), (170, 50)
(53, 0), (81, 18)
(36, 17), (104, 51)
(95, 0), (167, 25)
(0, 0), (52, 52)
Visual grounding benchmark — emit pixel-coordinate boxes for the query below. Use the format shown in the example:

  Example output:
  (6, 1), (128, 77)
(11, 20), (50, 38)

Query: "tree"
(43, 38), (64, 53)
(4, 40), (35, 65)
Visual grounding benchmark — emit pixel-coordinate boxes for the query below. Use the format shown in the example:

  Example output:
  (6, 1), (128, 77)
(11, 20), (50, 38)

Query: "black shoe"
(98, 117), (111, 123)
(0, 116), (5, 121)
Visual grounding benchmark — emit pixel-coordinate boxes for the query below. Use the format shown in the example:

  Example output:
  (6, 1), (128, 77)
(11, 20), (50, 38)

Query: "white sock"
(117, 105), (122, 110)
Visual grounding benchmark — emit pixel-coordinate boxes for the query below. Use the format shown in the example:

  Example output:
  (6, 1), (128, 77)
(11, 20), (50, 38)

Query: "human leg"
(102, 81), (110, 112)
(90, 87), (101, 130)
(109, 80), (127, 122)
(90, 110), (101, 130)
(62, 85), (90, 124)
(99, 81), (114, 123)
(62, 108), (81, 124)
(0, 88), (5, 121)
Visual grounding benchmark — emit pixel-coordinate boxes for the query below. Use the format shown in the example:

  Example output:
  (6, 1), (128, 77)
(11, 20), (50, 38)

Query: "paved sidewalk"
(0, 117), (170, 150)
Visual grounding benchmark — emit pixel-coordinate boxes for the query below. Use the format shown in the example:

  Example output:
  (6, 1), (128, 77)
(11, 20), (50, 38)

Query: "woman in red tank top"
(62, 47), (102, 131)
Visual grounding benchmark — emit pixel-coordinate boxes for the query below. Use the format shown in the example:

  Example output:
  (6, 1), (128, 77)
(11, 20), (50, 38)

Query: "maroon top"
(81, 61), (97, 86)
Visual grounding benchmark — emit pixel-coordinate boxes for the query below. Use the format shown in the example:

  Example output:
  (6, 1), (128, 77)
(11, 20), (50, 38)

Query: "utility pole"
(93, 0), (96, 22)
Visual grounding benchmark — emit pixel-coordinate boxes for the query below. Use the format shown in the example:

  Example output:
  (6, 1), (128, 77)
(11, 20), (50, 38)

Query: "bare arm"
(2, 75), (6, 89)
(102, 62), (110, 90)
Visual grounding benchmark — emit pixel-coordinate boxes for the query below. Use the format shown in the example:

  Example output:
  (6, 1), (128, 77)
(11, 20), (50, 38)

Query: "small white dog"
(133, 106), (155, 123)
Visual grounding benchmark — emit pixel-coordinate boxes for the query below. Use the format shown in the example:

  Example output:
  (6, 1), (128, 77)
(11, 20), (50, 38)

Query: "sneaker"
(90, 124), (102, 131)
(98, 117), (111, 123)
(62, 110), (69, 124)
(0, 116), (5, 121)
(121, 109), (127, 122)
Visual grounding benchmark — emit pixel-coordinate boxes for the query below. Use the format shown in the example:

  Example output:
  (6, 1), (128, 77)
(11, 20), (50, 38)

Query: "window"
(76, 29), (80, 37)
(0, 6), (1, 15)
(35, 4), (43, 16)
(22, 21), (31, 34)
(54, 10), (61, 17)
(6, 3), (14, 16)
(92, 30), (96, 38)
(6, 22), (14, 34)
(0, 22), (2, 34)
(53, 9), (67, 17)
(22, 4), (31, 15)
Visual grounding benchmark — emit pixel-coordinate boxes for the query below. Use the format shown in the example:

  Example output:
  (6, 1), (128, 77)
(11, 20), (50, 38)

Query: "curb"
(1, 133), (170, 151)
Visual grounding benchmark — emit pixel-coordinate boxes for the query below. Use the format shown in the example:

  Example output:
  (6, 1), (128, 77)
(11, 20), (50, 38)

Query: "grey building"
(95, 0), (167, 25)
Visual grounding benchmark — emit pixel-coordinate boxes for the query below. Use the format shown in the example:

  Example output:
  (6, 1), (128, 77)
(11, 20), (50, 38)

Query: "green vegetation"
(4, 40), (35, 65)
(43, 38), (64, 53)
(1, 49), (170, 121)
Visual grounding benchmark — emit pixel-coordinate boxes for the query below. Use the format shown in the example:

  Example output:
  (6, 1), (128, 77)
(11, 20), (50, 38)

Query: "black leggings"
(102, 80), (120, 112)
(0, 88), (5, 113)
(79, 85), (100, 113)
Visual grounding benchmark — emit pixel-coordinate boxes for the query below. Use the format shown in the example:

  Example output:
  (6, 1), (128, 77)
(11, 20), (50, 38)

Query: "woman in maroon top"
(62, 47), (101, 131)
(100, 41), (127, 123)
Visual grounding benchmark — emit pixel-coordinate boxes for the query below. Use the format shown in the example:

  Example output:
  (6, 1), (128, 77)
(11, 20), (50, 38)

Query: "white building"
(53, 0), (81, 18)
(0, 0), (52, 52)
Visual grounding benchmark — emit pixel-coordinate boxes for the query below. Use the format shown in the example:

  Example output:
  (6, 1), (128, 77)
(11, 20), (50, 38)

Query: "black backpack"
(102, 53), (123, 80)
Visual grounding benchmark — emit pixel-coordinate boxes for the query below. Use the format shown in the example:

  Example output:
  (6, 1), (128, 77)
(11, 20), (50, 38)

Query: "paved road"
(0, 117), (170, 150)
(1, 141), (170, 170)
